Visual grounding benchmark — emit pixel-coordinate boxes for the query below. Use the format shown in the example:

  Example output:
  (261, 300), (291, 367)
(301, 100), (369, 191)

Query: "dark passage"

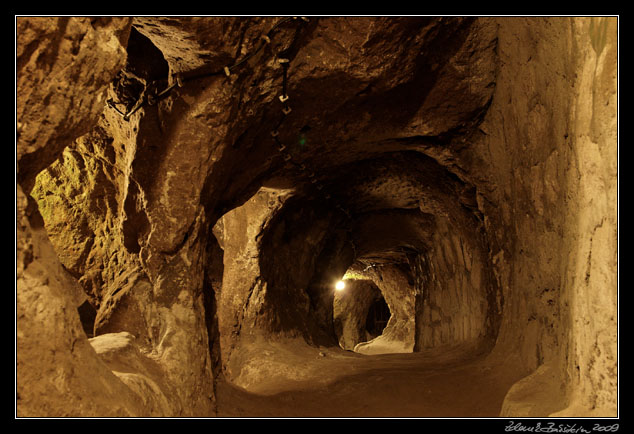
(365, 296), (390, 339)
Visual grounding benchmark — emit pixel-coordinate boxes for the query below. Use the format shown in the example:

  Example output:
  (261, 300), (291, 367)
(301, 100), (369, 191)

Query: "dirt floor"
(215, 341), (527, 418)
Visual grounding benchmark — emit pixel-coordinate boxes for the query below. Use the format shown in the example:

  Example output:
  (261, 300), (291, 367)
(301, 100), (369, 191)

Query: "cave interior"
(16, 16), (618, 418)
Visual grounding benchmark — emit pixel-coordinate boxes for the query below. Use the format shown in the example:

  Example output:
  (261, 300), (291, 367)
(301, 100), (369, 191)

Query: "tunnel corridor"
(16, 16), (618, 419)
(363, 290), (391, 339)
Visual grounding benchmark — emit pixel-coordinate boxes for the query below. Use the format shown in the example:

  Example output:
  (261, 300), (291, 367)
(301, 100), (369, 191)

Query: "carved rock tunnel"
(16, 16), (618, 418)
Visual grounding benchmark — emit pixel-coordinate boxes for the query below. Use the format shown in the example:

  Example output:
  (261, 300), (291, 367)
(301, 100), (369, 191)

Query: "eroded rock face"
(17, 16), (617, 417)
(16, 17), (150, 417)
(411, 216), (497, 350)
(18, 15), (217, 417)
(17, 167), (147, 418)
(466, 17), (617, 417)
(213, 187), (295, 377)
(17, 17), (132, 192)
(88, 332), (178, 415)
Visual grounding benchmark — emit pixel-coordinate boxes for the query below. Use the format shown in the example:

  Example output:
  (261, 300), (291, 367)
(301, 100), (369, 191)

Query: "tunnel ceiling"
(121, 16), (497, 266)
(128, 17), (497, 184)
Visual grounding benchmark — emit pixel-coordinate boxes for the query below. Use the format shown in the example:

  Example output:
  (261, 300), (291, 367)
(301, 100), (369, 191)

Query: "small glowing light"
(335, 280), (346, 291)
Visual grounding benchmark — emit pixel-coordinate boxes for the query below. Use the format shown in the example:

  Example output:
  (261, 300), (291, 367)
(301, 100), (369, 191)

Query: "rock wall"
(28, 92), (219, 417)
(213, 187), (294, 379)
(16, 17), (150, 416)
(18, 16), (218, 417)
(17, 17), (132, 193)
(354, 265), (417, 355)
(459, 17), (618, 416)
(472, 17), (579, 381)
(30, 124), (135, 330)
(17, 186), (149, 416)
(554, 16), (617, 417)
(412, 216), (495, 350)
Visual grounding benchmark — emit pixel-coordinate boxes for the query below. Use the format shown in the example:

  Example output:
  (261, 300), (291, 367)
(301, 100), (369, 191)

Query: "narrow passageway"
(16, 16), (617, 418)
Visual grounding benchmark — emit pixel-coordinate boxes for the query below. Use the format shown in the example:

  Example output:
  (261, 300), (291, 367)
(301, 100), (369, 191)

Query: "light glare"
(335, 280), (346, 291)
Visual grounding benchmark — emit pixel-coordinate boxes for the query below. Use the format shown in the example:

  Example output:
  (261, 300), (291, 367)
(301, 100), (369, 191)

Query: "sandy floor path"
(215, 342), (526, 418)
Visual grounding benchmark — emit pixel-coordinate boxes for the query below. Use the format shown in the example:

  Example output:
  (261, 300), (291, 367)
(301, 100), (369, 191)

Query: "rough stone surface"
(500, 363), (566, 417)
(460, 17), (618, 417)
(412, 216), (496, 350)
(17, 186), (145, 417)
(17, 17), (132, 192)
(15, 17), (150, 417)
(552, 17), (617, 417)
(18, 16), (217, 417)
(213, 187), (295, 379)
(354, 265), (417, 355)
(88, 332), (178, 415)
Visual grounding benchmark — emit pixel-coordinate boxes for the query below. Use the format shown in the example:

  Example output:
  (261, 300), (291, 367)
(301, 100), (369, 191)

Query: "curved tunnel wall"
(411, 216), (498, 351)
(353, 264), (417, 355)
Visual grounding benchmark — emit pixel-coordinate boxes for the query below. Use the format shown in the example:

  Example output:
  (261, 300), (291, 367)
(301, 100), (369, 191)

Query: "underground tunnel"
(16, 16), (618, 418)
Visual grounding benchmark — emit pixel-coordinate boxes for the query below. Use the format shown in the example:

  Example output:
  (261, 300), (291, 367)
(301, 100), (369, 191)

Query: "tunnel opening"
(77, 299), (97, 338)
(203, 229), (225, 384)
(333, 277), (385, 351)
(109, 26), (170, 115)
(365, 295), (391, 341)
(124, 27), (169, 82)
